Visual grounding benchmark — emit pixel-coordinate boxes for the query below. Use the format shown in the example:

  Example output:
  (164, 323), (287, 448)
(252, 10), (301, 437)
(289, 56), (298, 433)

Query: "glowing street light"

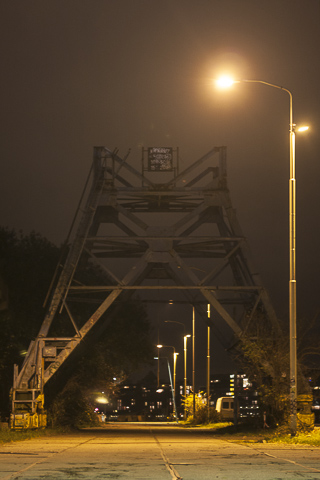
(157, 344), (179, 419)
(173, 351), (179, 401)
(215, 75), (238, 88)
(296, 125), (309, 132)
(192, 306), (196, 419)
(184, 334), (191, 419)
(164, 320), (191, 419)
(216, 76), (309, 436)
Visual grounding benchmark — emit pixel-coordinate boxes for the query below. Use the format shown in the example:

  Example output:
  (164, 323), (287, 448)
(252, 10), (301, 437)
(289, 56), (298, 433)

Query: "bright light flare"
(296, 125), (309, 132)
(96, 396), (108, 404)
(215, 76), (235, 88)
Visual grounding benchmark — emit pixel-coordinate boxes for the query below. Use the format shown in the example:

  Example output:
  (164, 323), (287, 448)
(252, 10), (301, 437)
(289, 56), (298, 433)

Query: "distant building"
(100, 371), (260, 421)
(206, 373), (260, 419)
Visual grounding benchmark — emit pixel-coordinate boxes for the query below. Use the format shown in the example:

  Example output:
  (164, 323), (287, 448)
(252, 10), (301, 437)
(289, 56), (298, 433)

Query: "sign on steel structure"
(11, 145), (280, 428)
(148, 147), (173, 171)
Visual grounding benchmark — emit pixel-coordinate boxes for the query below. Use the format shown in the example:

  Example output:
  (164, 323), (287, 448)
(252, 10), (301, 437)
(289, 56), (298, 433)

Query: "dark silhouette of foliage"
(0, 228), (59, 417)
(0, 227), (153, 424)
(235, 311), (319, 427)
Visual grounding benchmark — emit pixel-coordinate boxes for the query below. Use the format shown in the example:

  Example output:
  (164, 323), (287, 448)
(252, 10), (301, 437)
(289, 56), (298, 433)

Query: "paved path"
(0, 423), (320, 479)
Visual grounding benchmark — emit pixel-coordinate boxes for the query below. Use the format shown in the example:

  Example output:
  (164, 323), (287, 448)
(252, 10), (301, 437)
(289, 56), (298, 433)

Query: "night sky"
(1, 1), (320, 380)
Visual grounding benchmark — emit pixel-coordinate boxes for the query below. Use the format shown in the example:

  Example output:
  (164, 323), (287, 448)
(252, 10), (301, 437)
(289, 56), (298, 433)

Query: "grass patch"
(0, 427), (68, 444)
(181, 420), (232, 429)
(267, 427), (320, 446)
(187, 422), (320, 446)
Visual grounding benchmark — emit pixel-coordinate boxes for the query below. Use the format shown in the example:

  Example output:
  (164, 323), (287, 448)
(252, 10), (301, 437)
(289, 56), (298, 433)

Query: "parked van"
(215, 397), (235, 421)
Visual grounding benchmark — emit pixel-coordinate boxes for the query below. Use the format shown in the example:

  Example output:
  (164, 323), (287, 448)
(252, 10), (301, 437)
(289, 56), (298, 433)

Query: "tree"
(0, 228), (59, 417)
(0, 227), (153, 423)
(297, 310), (320, 383)
(234, 310), (319, 427)
(237, 333), (290, 426)
(47, 298), (154, 427)
(182, 391), (220, 424)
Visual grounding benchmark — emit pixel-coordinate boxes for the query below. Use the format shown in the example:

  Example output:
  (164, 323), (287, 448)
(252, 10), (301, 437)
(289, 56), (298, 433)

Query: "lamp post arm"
(241, 79), (293, 129)
(164, 320), (186, 335)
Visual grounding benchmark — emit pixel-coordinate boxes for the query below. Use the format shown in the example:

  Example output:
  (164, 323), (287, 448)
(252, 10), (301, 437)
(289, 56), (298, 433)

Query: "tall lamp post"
(207, 304), (211, 423)
(157, 344), (179, 419)
(216, 76), (309, 436)
(164, 320), (191, 419)
(192, 306), (196, 419)
(184, 334), (191, 419)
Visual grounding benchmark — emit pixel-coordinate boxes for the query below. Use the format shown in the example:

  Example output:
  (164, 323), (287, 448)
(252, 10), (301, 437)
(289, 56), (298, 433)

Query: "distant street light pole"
(192, 306), (196, 419)
(184, 334), (191, 419)
(156, 344), (161, 388)
(157, 344), (179, 420)
(173, 352), (179, 410)
(216, 76), (309, 436)
(164, 320), (191, 419)
(207, 304), (211, 423)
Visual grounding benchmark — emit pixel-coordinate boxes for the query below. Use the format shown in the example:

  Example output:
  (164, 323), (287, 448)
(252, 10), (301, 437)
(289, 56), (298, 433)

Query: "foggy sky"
(1, 1), (320, 373)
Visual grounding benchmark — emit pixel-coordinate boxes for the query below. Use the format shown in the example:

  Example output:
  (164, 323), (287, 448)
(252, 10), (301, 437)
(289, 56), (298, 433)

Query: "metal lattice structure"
(11, 145), (279, 426)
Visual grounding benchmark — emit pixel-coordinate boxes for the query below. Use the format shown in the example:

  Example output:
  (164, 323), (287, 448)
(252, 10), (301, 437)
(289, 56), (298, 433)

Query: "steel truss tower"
(11, 146), (279, 426)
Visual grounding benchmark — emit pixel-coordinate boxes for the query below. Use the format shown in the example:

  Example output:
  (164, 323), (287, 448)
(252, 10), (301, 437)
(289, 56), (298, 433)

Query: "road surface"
(0, 423), (320, 479)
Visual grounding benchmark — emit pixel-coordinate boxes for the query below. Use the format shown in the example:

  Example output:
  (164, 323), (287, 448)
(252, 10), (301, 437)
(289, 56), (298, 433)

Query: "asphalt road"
(0, 423), (320, 480)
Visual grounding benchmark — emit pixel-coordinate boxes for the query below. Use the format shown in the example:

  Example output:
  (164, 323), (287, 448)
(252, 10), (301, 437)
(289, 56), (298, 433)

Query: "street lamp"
(157, 344), (179, 420)
(184, 334), (191, 419)
(164, 320), (191, 419)
(173, 351), (179, 401)
(207, 304), (211, 423)
(96, 392), (108, 417)
(192, 306), (196, 419)
(216, 76), (309, 435)
(164, 320), (186, 332)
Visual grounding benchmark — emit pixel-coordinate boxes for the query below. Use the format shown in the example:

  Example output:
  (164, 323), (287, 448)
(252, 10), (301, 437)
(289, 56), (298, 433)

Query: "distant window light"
(243, 378), (251, 388)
